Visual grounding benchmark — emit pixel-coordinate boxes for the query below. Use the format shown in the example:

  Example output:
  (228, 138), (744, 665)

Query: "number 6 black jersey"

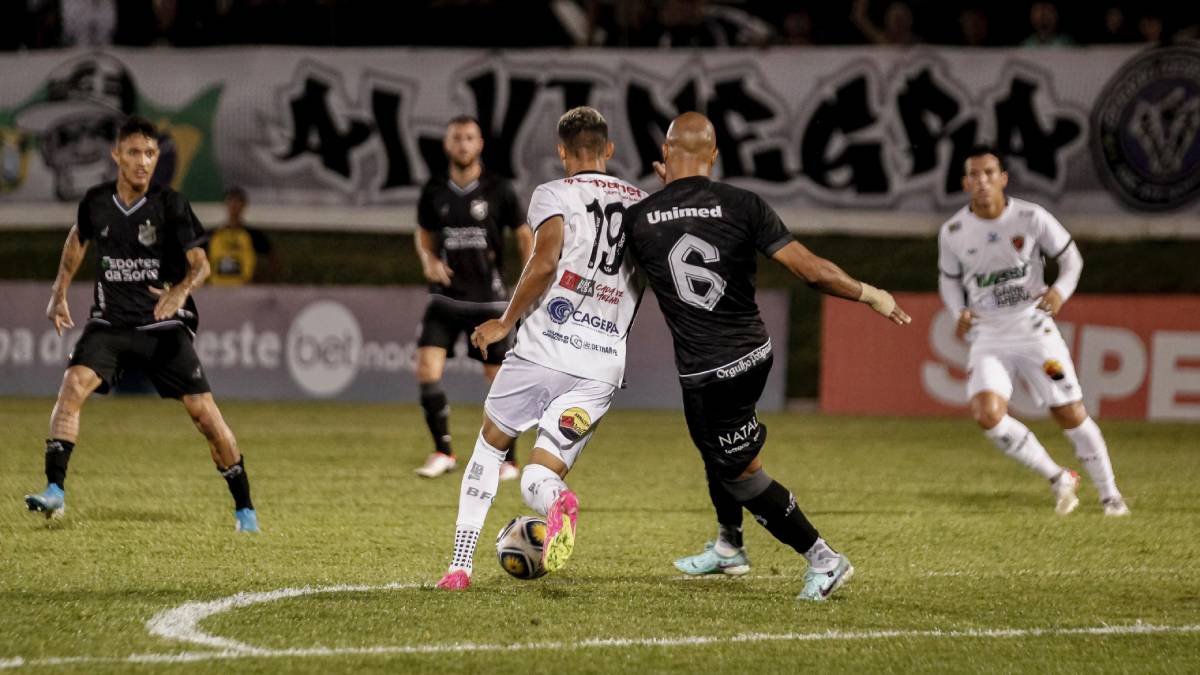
(626, 176), (793, 385)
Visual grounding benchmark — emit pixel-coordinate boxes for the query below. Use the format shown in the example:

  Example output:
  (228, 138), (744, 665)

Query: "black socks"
(44, 438), (75, 489)
(219, 457), (254, 511)
(706, 467), (744, 547)
(419, 382), (452, 455)
(742, 480), (820, 555)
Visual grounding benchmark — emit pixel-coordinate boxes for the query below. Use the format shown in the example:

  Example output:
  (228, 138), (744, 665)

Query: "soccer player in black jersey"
(23, 116), (259, 533)
(413, 116), (532, 479)
(626, 112), (911, 601)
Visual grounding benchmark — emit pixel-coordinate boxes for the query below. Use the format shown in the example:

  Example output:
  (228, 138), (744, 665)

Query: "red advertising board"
(821, 294), (1200, 421)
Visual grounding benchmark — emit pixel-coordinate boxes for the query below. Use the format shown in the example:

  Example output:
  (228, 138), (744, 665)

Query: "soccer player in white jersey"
(937, 146), (1128, 516)
(435, 107), (647, 590)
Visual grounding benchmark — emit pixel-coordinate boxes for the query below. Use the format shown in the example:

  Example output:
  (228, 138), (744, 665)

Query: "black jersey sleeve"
(167, 192), (206, 250)
(417, 182), (438, 231)
(751, 193), (793, 256)
(75, 192), (95, 242)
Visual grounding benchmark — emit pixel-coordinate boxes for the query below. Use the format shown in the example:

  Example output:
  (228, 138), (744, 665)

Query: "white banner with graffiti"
(1, 46), (1198, 235)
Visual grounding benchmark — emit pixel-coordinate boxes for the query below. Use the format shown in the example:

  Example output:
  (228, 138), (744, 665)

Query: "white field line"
(672, 567), (1194, 581)
(922, 567), (1190, 578)
(145, 582), (423, 651)
(2, 582), (1198, 670)
(3, 623), (1199, 670)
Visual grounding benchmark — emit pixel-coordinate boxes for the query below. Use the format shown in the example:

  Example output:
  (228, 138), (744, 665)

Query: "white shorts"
(483, 356), (617, 470)
(967, 325), (1082, 409)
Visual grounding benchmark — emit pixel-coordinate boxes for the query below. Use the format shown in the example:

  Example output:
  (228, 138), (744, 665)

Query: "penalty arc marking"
(0, 583), (1197, 669)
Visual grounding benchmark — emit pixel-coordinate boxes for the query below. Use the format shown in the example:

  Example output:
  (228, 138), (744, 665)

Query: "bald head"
(660, 112), (718, 183)
(665, 112), (716, 156)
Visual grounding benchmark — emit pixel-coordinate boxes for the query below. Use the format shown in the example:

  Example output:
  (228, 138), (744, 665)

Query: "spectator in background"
(1095, 6), (1137, 43)
(585, 0), (660, 46)
(1022, 1), (1073, 47)
(60, 0), (116, 47)
(1137, 12), (1163, 45)
(958, 7), (989, 46)
(656, 0), (774, 47)
(852, 0), (920, 46)
(207, 187), (276, 286)
(780, 9), (815, 46)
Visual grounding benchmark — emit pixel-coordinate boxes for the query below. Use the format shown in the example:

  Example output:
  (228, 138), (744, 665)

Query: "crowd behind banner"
(2, 44), (1198, 236)
(3, 1), (1197, 51)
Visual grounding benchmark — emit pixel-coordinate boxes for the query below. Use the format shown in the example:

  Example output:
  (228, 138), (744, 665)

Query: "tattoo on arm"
(53, 226), (87, 296)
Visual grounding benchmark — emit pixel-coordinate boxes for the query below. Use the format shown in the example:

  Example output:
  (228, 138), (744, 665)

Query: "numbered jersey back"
(625, 176), (795, 381)
(513, 172), (647, 387)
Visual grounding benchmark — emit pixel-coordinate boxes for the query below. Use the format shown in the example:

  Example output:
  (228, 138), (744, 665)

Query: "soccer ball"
(496, 516), (547, 580)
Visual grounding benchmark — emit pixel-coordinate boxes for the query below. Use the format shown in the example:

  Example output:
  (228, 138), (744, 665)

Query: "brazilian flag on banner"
(0, 52), (223, 201)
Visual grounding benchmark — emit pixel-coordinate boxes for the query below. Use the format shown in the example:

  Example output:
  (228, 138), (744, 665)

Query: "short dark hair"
(557, 106), (608, 156)
(117, 115), (157, 143)
(446, 115), (480, 130)
(965, 144), (1006, 171)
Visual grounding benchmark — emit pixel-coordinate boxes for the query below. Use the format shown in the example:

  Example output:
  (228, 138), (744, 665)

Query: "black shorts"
(417, 295), (512, 365)
(681, 355), (773, 480)
(69, 323), (211, 399)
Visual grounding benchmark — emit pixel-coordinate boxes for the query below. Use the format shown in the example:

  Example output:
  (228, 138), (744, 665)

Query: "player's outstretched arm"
(151, 247), (210, 321)
(472, 216), (565, 358)
(46, 225), (88, 336)
(771, 240), (911, 325)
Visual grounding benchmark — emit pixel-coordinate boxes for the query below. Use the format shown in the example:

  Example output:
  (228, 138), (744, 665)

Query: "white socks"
(520, 462), (567, 516)
(1064, 417), (1121, 501)
(803, 538), (840, 573)
(448, 435), (507, 573)
(984, 415), (1063, 481)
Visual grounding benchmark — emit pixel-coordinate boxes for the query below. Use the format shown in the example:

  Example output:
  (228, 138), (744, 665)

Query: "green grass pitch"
(1, 397), (1198, 673)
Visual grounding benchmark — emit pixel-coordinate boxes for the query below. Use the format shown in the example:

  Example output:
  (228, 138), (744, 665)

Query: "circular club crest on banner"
(1090, 46), (1200, 212)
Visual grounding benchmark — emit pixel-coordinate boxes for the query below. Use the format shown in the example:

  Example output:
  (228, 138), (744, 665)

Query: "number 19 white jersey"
(511, 172), (647, 387)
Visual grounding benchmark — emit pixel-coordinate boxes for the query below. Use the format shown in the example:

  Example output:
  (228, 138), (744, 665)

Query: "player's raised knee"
(970, 393), (1006, 429)
(58, 368), (97, 405)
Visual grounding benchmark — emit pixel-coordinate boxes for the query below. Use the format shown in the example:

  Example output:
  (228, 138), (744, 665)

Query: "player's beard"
(450, 156), (478, 172)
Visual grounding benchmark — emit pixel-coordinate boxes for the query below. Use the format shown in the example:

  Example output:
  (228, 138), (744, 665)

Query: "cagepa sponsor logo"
(547, 297), (574, 324)
(570, 309), (620, 335)
(646, 204), (722, 224)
